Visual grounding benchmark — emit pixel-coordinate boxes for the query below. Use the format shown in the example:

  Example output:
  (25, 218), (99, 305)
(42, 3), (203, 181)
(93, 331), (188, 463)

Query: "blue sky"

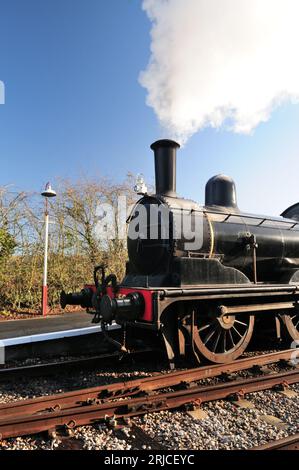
(0, 0), (298, 216)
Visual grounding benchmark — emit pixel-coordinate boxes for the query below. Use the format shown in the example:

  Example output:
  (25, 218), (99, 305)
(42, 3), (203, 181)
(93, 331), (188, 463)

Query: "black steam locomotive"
(61, 140), (299, 366)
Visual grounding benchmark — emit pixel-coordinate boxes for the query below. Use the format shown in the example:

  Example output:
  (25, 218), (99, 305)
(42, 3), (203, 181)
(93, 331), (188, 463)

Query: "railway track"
(253, 433), (299, 450)
(0, 347), (158, 381)
(0, 349), (298, 440)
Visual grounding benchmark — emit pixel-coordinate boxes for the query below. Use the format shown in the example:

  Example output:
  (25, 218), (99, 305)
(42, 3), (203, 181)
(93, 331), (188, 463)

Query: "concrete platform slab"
(0, 312), (97, 340)
(0, 313), (121, 362)
(0, 312), (120, 346)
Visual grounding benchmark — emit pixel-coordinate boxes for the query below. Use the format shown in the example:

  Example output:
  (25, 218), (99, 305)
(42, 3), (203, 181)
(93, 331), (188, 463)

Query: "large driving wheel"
(191, 312), (255, 363)
(281, 313), (299, 341)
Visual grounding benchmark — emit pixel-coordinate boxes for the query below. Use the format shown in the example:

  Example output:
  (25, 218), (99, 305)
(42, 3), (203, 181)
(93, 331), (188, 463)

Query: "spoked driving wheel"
(281, 312), (299, 341)
(191, 312), (255, 363)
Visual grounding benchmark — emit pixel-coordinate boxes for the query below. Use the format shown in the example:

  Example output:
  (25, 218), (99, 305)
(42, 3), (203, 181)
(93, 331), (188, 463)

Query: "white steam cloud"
(140, 0), (299, 144)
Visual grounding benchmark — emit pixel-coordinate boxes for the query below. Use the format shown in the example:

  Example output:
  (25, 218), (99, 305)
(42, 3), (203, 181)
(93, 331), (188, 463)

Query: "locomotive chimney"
(150, 139), (180, 197)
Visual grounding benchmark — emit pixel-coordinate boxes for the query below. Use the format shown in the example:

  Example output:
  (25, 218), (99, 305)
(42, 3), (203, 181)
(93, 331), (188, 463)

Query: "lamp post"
(41, 182), (56, 316)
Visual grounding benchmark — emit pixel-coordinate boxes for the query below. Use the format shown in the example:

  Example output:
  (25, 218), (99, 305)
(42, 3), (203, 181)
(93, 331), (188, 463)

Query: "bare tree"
(0, 174), (138, 312)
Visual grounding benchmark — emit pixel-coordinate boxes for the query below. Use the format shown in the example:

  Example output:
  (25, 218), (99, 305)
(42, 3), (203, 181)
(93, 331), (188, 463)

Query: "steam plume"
(140, 0), (299, 144)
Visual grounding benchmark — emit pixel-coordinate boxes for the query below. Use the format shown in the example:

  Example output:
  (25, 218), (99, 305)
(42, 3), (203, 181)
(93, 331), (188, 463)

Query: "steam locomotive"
(61, 140), (299, 366)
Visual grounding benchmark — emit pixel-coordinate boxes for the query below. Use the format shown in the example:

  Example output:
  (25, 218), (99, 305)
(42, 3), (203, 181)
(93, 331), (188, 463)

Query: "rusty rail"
(0, 350), (298, 439)
(0, 349), (296, 419)
(0, 348), (157, 382)
(252, 433), (299, 450)
(0, 352), (121, 381)
(0, 369), (298, 439)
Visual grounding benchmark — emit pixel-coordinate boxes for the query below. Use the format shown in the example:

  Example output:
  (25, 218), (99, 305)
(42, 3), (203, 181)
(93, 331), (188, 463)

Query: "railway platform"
(0, 312), (120, 362)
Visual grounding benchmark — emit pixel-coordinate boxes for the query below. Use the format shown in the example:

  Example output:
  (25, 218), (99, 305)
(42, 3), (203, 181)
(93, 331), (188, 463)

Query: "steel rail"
(252, 433), (299, 450)
(0, 368), (298, 439)
(0, 347), (158, 382)
(0, 348), (296, 419)
(0, 349), (296, 420)
(0, 352), (122, 381)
